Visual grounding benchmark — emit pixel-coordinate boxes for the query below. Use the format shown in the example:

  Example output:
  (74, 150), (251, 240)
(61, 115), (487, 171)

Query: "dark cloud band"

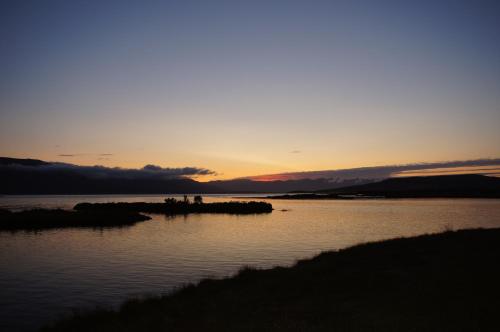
(2, 162), (215, 180)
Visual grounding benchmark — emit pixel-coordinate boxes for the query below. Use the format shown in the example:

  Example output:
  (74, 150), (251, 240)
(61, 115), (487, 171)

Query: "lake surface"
(1, 195), (500, 331)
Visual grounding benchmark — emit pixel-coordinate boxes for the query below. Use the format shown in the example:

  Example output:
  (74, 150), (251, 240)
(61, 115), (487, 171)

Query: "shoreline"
(261, 193), (500, 199)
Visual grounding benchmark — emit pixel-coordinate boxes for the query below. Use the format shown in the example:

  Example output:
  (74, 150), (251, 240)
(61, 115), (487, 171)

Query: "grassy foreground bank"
(43, 228), (500, 331)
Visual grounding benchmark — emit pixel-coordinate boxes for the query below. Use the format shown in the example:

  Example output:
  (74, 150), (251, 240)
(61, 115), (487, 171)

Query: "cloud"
(58, 153), (113, 157)
(245, 158), (500, 181)
(290, 150), (301, 154)
(2, 161), (216, 180)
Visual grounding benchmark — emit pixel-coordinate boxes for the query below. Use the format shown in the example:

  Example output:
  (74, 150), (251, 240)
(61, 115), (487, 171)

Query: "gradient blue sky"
(1, 0), (499, 179)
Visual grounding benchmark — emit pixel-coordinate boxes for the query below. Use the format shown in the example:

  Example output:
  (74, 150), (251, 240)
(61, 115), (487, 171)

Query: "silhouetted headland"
(0, 198), (272, 231)
(42, 228), (500, 331)
(74, 197), (273, 215)
(269, 174), (500, 199)
(0, 208), (150, 232)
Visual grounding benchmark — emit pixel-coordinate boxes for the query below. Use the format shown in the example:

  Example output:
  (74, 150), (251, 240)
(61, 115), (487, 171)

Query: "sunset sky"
(1, 0), (499, 180)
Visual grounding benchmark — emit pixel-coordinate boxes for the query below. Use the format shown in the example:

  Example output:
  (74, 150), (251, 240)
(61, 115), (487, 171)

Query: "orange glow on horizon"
(393, 165), (500, 178)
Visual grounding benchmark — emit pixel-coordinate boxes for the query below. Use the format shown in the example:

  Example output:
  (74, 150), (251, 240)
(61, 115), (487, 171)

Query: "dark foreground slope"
(44, 228), (500, 331)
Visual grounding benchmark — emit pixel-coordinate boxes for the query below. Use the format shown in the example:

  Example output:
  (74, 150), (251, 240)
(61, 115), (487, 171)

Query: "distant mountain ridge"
(319, 174), (500, 198)
(0, 157), (374, 194)
(5, 157), (497, 196)
(0, 157), (213, 194)
(0, 157), (50, 167)
(209, 178), (373, 193)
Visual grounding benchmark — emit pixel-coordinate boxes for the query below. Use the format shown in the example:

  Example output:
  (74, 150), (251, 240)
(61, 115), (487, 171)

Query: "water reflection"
(1, 196), (500, 331)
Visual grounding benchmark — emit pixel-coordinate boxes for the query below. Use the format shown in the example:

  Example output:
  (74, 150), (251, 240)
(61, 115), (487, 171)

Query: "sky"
(1, 0), (499, 180)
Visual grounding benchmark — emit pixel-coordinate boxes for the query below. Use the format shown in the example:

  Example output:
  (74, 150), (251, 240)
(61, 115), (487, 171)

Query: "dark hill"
(0, 157), (49, 167)
(0, 167), (220, 195)
(0, 157), (221, 194)
(321, 174), (500, 198)
(209, 178), (372, 193)
(0, 157), (374, 194)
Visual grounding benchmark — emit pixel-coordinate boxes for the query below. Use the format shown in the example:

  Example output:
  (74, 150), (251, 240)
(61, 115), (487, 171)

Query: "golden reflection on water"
(1, 196), (500, 331)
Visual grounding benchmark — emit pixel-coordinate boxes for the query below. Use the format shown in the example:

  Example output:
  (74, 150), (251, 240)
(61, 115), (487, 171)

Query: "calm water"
(1, 195), (500, 331)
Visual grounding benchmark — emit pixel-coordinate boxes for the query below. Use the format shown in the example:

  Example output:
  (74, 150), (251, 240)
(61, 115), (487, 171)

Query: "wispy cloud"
(290, 150), (301, 154)
(245, 158), (500, 181)
(58, 153), (113, 158)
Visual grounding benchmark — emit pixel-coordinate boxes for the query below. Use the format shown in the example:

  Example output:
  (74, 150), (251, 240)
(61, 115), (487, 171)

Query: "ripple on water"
(1, 196), (500, 331)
